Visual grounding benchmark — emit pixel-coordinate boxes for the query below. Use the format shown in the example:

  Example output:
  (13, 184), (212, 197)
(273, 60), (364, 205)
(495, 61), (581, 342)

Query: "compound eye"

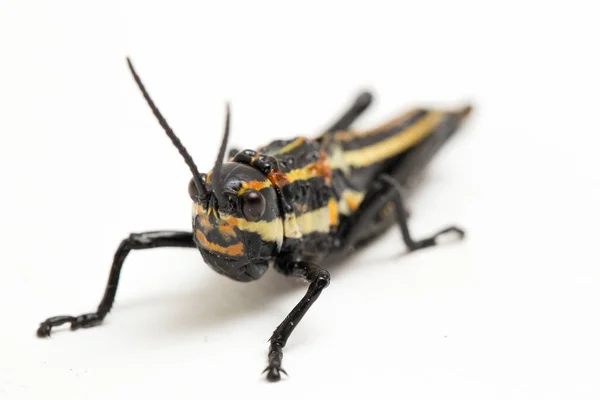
(188, 174), (208, 202)
(241, 191), (266, 221)
(188, 178), (200, 201)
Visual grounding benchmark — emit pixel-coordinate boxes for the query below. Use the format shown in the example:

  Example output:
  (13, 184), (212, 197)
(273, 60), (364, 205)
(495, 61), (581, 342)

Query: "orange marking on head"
(199, 216), (211, 229)
(219, 224), (235, 234)
(195, 230), (245, 257)
(218, 224), (237, 239)
(223, 216), (240, 227)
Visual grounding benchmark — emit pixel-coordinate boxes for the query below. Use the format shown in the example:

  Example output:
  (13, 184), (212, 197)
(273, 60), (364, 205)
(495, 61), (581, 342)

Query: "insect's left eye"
(241, 191), (266, 221)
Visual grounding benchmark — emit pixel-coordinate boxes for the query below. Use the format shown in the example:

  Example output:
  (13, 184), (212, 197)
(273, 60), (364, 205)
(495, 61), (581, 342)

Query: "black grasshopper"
(36, 58), (473, 382)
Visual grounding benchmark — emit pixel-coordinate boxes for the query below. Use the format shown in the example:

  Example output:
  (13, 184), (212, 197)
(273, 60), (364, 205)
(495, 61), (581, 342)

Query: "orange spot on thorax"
(267, 168), (289, 187)
(310, 150), (332, 182)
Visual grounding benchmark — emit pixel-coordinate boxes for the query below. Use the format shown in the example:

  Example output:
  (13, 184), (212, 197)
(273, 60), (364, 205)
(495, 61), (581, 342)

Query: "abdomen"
(324, 105), (472, 249)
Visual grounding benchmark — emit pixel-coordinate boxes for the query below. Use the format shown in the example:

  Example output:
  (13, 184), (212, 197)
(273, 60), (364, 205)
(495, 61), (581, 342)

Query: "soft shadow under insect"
(112, 259), (307, 337)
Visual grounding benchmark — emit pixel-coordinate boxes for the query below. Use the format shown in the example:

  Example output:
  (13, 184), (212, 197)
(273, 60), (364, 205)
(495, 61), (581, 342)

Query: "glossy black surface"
(324, 90), (373, 133)
(36, 59), (473, 383)
(241, 191), (266, 221)
(264, 261), (330, 382)
(192, 162), (281, 282)
(334, 174), (464, 256)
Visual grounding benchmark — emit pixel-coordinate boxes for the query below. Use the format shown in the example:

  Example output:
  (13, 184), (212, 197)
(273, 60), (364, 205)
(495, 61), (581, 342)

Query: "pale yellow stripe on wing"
(277, 137), (307, 154)
(285, 161), (329, 183)
(285, 166), (315, 183)
(344, 111), (444, 168)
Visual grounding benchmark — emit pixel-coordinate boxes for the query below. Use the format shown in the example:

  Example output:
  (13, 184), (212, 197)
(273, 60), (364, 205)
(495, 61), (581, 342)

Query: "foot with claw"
(412, 226), (465, 250)
(263, 366), (288, 382)
(37, 313), (105, 337)
(35, 231), (196, 339)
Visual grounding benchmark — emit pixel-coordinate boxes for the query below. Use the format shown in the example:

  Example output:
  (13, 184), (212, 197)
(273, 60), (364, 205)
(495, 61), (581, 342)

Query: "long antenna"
(126, 57), (208, 200)
(211, 103), (231, 204)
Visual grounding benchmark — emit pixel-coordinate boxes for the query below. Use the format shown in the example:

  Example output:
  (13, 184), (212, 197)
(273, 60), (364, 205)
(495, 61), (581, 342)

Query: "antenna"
(126, 57), (208, 200)
(211, 103), (231, 205)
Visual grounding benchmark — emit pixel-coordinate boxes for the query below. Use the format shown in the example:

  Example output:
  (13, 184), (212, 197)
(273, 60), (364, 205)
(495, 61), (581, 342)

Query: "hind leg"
(335, 174), (464, 253)
(324, 91), (373, 133)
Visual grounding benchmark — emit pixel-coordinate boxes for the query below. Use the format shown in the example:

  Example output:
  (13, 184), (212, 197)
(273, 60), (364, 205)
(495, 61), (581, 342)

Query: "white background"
(1, 1), (599, 399)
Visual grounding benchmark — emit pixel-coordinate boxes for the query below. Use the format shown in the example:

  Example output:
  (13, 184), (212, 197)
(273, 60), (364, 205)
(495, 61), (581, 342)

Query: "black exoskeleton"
(37, 58), (472, 382)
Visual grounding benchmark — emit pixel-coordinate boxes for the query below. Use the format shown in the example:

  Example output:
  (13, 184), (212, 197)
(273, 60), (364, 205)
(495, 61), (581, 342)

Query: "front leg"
(263, 261), (330, 382)
(36, 231), (195, 337)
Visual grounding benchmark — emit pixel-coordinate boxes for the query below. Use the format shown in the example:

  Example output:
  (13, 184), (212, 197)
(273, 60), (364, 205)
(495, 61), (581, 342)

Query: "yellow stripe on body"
(328, 198), (338, 226)
(277, 137), (307, 154)
(343, 111), (444, 168)
(283, 204), (338, 239)
(337, 189), (365, 215)
(236, 152), (332, 195)
(286, 164), (320, 183)
(194, 201), (334, 241)
(193, 203), (284, 247)
(283, 192), (364, 238)
(228, 216), (284, 244)
(192, 192), (362, 244)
